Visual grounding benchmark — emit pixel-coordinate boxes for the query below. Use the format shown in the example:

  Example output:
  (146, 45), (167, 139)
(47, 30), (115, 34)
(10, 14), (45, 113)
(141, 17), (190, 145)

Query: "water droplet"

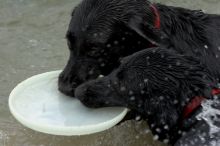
(182, 131), (186, 136)
(89, 70), (94, 75)
(153, 135), (159, 141)
(151, 124), (155, 128)
(144, 79), (149, 83)
(164, 125), (169, 130)
(120, 86), (126, 91)
(114, 41), (119, 45)
(145, 129), (150, 134)
(163, 139), (169, 144)
(129, 90), (134, 95)
(156, 128), (161, 133)
(176, 61), (181, 66)
(81, 27), (86, 32)
(186, 97), (190, 102)
(135, 116), (141, 121)
(98, 75), (104, 78)
(100, 63), (105, 67)
(130, 96), (135, 101)
(194, 87), (199, 91)
(159, 96), (164, 100)
(106, 44), (111, 48)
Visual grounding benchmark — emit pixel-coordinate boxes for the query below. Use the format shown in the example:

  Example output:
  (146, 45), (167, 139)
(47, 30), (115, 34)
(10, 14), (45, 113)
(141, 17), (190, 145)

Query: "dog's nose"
(74, 84), (88, 100)
(58, 73), (78, 97)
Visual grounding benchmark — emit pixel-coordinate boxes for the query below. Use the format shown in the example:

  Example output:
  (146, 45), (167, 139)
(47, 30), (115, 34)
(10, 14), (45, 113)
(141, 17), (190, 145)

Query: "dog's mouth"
(74, 75), (126, 108)
(58, 73), (80, 97)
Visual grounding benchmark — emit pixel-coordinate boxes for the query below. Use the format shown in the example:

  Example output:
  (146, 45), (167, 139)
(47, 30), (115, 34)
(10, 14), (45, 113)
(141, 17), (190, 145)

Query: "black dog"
(75, 48), (220, 145)
(58, 0), (220, 145)
(59, 0), (220, 96)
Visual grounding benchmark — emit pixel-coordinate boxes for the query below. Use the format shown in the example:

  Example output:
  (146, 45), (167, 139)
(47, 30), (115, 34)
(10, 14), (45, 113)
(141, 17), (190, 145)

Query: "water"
(197, 96), (220, 139)
(1, 0), (220, 145)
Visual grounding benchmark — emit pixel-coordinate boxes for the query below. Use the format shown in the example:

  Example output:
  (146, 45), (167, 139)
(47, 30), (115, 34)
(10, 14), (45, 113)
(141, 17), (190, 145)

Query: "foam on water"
(197, 96), (220, 138)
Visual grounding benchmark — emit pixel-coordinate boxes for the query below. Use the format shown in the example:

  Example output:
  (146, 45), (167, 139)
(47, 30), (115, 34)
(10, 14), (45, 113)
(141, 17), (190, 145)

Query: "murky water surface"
(1, 0), (220, 145)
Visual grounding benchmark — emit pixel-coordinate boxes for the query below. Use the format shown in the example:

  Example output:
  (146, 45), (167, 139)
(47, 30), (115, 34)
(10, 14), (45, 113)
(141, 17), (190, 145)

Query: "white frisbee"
(8, 70), (128, 136)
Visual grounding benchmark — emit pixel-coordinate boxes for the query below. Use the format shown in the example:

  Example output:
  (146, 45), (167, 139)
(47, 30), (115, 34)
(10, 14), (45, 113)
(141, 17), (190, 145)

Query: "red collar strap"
(182, 88), (220, 119)
(150, 4), (161, 29)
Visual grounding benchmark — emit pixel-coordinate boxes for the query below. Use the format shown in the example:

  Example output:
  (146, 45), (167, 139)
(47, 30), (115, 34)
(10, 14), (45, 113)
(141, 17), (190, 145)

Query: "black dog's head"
(58, 0), (168, 96)
(75, 48), (215, 140)
(75, 48), (214, 109)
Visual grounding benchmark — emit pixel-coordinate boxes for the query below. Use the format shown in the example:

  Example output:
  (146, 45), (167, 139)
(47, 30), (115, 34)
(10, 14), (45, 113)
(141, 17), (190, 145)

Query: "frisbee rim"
(8, 70), (128, 136)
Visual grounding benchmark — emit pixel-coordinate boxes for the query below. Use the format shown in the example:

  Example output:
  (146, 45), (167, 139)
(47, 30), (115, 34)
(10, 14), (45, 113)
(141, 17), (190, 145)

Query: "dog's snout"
(58, 72), (78, 97)
(74, 84), (88, 100)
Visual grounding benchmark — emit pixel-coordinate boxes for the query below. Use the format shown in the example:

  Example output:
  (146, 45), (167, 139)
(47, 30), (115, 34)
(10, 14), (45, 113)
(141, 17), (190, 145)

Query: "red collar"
(150, 4), (161, 29)
(182, 88), (220, 119)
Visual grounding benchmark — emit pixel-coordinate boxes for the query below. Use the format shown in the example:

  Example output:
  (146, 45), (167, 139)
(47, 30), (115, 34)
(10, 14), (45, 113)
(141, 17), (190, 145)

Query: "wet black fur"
(75, 48), (218, 145)
(58, 0), (220, 145)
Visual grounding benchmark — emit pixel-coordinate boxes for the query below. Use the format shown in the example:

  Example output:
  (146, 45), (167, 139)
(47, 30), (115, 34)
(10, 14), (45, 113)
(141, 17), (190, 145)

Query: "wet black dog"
(58, 0), (162, 96)
(58, 0), (220, 145)
(75, 48), (220, 145)
(59, 0), (220, 96)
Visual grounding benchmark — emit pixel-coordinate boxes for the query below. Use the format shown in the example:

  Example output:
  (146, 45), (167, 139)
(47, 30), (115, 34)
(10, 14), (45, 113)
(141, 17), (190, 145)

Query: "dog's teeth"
(98, 75), (104, 78)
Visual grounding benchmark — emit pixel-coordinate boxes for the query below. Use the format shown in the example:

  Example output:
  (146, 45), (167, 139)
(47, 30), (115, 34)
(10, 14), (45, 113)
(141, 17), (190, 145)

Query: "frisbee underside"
(9, 71), (128, 136)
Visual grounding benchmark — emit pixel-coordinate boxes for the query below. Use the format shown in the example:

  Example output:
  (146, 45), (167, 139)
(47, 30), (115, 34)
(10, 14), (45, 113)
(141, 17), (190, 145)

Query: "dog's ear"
(127, 16), (170, 47)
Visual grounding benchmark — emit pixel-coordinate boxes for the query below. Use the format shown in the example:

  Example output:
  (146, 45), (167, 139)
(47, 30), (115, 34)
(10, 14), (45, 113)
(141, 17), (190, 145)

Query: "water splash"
(197, 96), (220, 137)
